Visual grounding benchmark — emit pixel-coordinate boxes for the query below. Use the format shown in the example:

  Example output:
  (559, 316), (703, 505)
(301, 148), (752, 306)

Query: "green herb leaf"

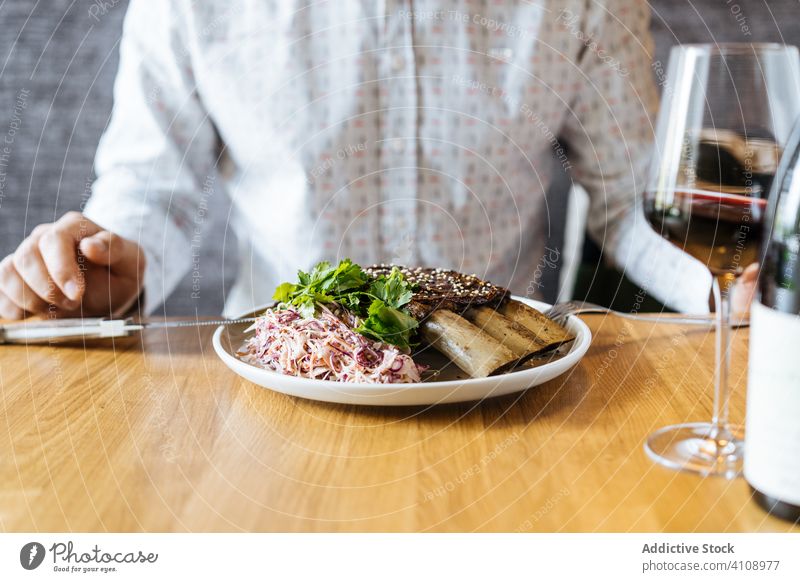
(329, 258), (369, 293)
(369, 267), (414, 309)
(341, 292), (364, 314)
(355, 299), (418, 350)
(273, 282), (297, 303)
(294, 295), (317, 319)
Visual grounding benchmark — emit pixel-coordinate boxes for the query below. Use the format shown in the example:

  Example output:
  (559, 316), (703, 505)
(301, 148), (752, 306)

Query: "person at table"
(0, 0), (732, 320)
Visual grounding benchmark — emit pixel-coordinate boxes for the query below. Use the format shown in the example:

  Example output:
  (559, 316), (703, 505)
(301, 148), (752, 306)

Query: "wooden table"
(0, 314), (796, 532)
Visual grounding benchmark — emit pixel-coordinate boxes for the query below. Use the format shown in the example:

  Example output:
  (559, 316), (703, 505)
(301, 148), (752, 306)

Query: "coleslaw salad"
(240, 307), (423, 384)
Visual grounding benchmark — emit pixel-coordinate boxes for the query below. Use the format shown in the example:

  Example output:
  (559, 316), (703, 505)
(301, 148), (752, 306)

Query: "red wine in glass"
(645, 188), (767, 289)
(646, 129), (778, 289)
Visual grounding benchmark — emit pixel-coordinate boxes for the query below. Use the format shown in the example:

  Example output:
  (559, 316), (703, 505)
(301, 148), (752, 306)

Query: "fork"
(543, 300), (750, 328)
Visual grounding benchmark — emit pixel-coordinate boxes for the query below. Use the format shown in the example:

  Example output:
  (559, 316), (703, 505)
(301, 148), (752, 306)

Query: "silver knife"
(0, 317), (259, 344)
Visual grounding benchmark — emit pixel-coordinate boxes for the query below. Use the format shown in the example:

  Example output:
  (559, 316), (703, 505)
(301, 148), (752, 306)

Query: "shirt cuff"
(609, 209), (713, 314)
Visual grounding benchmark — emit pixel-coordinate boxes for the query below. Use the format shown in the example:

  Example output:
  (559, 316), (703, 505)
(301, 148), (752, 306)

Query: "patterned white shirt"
(84, 0), (712, 316)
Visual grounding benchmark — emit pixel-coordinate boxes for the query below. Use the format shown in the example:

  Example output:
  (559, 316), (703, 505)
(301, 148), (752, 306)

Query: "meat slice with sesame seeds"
(364, 265), (509, 320)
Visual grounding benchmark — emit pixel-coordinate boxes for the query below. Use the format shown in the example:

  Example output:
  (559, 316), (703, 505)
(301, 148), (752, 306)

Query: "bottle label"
(744, 301), (800, 505)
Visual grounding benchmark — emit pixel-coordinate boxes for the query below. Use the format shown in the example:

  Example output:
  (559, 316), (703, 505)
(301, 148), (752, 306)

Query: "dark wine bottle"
(745, 121), (800, 524)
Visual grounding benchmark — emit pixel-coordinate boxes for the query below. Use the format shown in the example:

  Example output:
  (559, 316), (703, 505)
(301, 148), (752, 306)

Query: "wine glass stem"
(711, 276), (733, 440)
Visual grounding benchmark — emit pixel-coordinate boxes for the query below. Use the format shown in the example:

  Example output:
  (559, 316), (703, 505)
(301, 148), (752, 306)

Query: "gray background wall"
(1, 1), (798, 315)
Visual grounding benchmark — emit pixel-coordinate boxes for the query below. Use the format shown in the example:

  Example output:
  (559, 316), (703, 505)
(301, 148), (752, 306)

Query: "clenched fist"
(0, 212), (144, 319)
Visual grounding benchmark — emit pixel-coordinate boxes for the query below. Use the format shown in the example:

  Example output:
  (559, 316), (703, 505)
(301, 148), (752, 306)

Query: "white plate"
(212, 297), (592, 406)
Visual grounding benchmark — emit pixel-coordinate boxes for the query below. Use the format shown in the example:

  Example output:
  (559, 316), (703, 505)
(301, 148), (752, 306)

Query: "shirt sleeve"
(559, 0), (712, 313)
(83, 0), (220, 314)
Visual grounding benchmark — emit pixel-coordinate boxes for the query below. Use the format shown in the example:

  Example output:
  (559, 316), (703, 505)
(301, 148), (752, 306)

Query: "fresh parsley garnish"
(368, 267), (414, 309)
(272, 260), (418, 349)
(354, 299), (418, 348)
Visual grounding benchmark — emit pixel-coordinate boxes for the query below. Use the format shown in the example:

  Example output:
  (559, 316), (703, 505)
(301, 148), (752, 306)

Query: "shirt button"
(391, 54), (405, 73)
(391, 140), (405, 154)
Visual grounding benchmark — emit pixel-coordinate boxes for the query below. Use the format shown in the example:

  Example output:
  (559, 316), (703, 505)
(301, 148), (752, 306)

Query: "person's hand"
(0, 212), (144, 319)
(731, 263), (759, 317)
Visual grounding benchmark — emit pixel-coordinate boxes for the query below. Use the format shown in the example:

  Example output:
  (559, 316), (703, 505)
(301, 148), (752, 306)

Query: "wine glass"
(643, 44), (800, 477)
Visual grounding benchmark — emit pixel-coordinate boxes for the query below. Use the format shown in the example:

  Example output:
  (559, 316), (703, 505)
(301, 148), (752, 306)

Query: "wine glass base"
(644, 422), (744, 478)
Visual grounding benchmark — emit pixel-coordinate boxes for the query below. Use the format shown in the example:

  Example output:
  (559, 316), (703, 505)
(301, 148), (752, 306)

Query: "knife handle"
(0, 318), (135, 344)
